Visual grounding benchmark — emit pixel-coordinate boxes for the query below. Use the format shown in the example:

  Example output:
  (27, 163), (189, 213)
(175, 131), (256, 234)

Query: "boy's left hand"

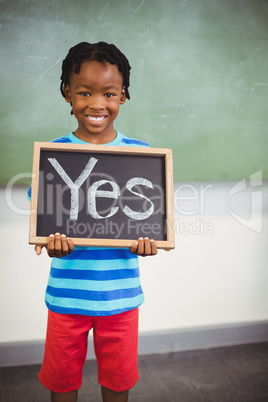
(130, 237), (158, 256)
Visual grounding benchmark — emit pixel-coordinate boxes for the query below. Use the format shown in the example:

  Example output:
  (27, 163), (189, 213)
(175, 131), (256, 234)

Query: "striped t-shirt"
(31, 131), (150, 316)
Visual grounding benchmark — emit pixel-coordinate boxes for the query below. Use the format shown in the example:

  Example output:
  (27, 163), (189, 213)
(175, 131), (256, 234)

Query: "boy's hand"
(130, 237), (158, 257)
(35, 233), (74, 258)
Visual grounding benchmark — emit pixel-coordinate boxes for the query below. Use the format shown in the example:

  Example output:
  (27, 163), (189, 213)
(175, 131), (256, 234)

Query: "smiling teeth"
(87, 116), (105, 121)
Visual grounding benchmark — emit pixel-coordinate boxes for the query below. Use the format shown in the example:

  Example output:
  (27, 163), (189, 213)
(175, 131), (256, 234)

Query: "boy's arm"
(129, 237), (158, 257)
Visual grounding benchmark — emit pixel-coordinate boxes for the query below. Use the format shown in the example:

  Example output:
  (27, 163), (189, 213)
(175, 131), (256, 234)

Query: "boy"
(32, 42), (158, 402)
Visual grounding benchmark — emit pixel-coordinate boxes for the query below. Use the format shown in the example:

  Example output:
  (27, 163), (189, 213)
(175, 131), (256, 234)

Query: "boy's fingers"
(137, 237), (145, 255)
(129, 241), (138, 254)
(144, 237), (151, 255)
(67, 237), (74, 254)
(45, 233), (74, 258)
(130, 238), (158, 256)
(61, 235), (74, 257)
(54, 233), (62, 258)
(61, 235), (69, 257)
(143, 238), (158, 256)
(150, 240), (158, 255)
(47, 234), (55, 257)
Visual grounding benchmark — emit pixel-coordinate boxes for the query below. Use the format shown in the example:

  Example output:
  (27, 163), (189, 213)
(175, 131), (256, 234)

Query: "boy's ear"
(120, 87), (126, 104)
(63, 85), (71, 103)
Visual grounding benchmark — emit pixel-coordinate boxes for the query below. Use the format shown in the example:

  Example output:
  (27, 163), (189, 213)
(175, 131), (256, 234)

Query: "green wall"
(1, 0), (267, 184)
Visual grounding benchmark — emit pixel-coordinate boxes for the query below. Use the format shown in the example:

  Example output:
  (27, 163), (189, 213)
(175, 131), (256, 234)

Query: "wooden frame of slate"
(29, 141), (175, 249)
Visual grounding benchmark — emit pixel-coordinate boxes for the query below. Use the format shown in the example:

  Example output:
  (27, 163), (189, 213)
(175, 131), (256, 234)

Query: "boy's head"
(60, 42), (130, 144)
(60, 41), (131, 103)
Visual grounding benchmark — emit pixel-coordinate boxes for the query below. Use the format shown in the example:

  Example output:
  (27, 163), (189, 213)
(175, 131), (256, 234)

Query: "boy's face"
(64, 60), (126, 144)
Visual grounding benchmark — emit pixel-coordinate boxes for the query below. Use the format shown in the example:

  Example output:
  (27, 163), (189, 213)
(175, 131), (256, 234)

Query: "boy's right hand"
(35, 233), (74, 258)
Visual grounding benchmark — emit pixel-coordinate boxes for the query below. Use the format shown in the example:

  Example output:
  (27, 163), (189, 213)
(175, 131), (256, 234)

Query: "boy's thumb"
(35, 245), (42, 256)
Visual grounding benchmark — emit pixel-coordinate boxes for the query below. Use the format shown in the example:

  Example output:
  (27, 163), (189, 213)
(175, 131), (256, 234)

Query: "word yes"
(48, 157), (154, 221)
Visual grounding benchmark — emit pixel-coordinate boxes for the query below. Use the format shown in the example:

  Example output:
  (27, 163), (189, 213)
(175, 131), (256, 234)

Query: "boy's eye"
(79, 92), (90, 97)
(104, 93), (115, 98)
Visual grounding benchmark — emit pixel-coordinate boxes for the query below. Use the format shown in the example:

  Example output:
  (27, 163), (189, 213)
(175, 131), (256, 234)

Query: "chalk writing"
(48, 157), (155, 221)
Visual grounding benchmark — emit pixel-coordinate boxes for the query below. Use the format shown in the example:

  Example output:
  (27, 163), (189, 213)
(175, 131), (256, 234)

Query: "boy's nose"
(88, 95), (105, 110)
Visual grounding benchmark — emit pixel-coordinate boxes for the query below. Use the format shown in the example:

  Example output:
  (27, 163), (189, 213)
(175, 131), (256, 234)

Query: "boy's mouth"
(86, 115), (106, 122)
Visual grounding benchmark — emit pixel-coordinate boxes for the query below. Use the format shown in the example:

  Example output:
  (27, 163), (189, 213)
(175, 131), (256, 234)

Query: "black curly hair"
(60, 41), (131, 114)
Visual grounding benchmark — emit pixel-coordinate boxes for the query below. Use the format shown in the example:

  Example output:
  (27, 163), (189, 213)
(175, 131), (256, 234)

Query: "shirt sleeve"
(27, 186), (31, 201)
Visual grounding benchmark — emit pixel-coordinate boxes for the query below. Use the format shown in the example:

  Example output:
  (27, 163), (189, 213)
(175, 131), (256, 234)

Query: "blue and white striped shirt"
(31, 131), (150, 316)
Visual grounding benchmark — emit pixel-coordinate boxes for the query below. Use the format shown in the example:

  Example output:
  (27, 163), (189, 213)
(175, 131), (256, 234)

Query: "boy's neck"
(73, 128), (117, 144)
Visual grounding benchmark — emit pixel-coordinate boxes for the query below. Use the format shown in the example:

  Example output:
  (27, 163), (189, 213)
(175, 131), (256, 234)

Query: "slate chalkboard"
(29, 142), (174, 249)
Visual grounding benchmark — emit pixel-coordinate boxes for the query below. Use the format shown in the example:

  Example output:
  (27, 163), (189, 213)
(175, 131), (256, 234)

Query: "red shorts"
(39, 308), (139, 393)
